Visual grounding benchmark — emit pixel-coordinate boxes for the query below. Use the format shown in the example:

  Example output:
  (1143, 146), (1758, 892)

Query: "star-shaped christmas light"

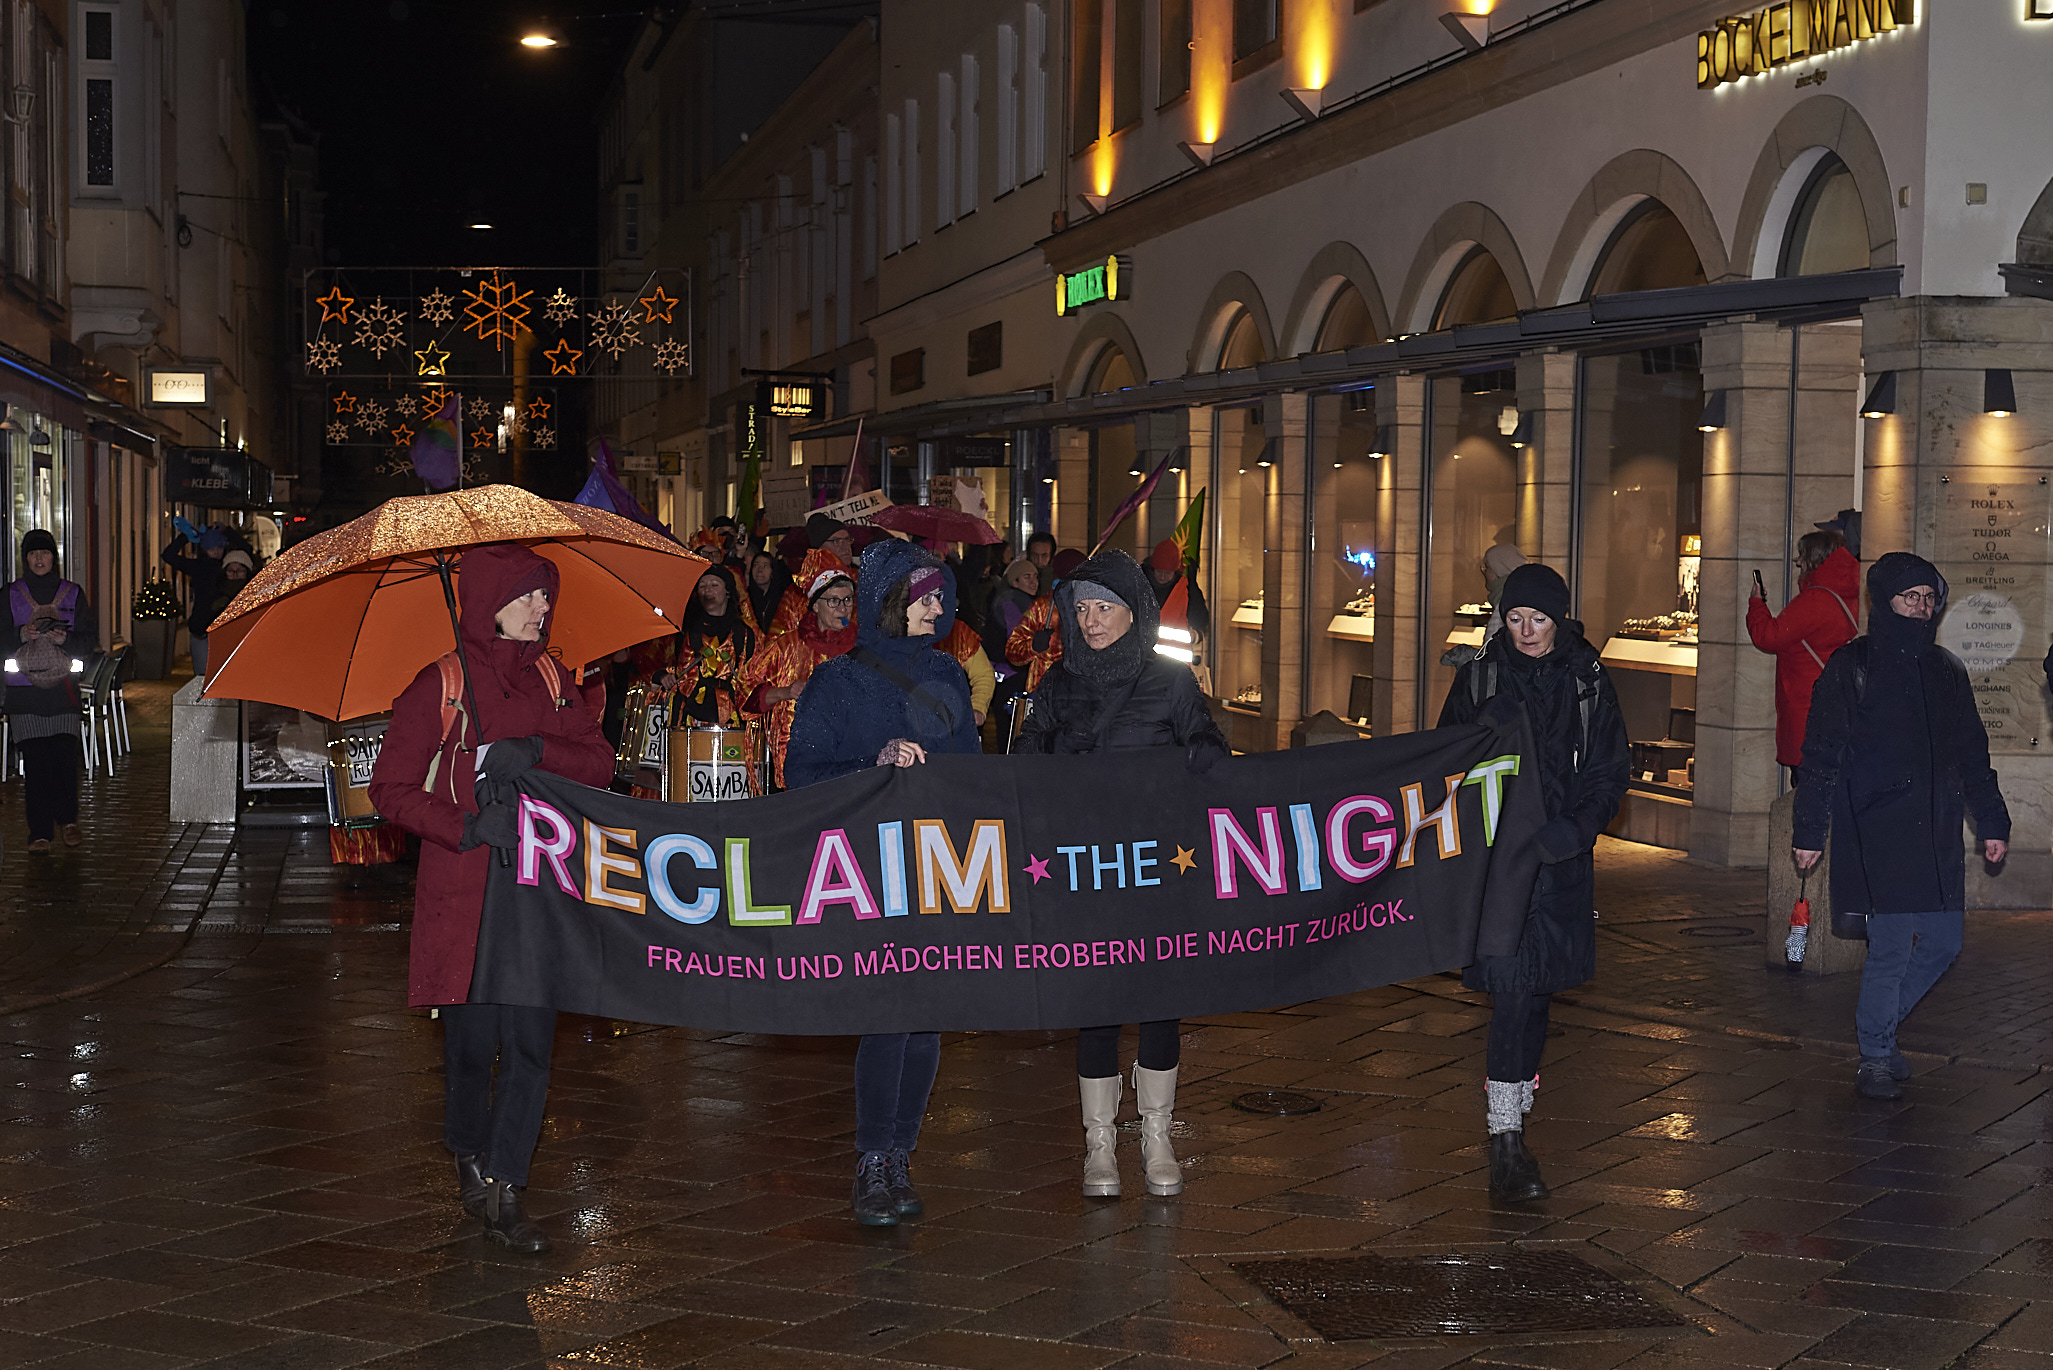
(332, 392), (357, 414)
(638, 285), (679, 324)
(390, 424), (415, 447)
(1023, 854), (1051, 884)
(526, 396), (552, 424)
(314, 285), (354, 325)
(1170, 846), (1198, 875)
(543, 338), (583, 375)
(471, 426), (495, 448)
(414, 340), (450, 376)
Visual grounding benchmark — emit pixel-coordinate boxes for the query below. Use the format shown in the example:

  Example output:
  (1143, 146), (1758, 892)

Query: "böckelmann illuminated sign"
(1056, 256), (1130, 317)
(1698, 0), (1913, 89)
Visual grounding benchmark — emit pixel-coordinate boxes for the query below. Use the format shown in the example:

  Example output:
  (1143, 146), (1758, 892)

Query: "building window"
(967, 321), (1003, 375)
(891, 348), (925, 395)
(958, 52), (979, 217)
(996, 24), (1018, 193)
(937, 71), (956, 229)
(1234, 0), (1279, 63)
(1111, 0), (1142, 132)
(1159, 0), (1192, 106)
(621, 189), (640, 257)
(1071, 0), (1102, 153)
(884, 113), (902, 254)
(1433, 248), (1517, 330)
(902, 97), (921, 245)
(1023, 2), (1047, 179)
(1779, 153), (1869, 277)
(80, 5), (117, 192)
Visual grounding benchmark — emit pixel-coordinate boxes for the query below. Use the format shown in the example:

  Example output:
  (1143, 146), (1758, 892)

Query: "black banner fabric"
(473, 711), (1545, 1035)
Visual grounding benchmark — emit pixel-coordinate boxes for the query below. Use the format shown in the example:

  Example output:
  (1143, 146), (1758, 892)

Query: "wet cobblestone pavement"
(1, 714), (2048, 1368)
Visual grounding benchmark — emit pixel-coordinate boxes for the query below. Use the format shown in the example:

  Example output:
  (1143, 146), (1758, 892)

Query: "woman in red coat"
(368, 543), (614, 1254)
(1746, 530), (1860, 785)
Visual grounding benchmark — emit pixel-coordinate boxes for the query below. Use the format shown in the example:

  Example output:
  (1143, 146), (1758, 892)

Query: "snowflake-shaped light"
(468, 395), (496, 423)
(588, 299), (642, 359)
(419, 289), (454, 326)
(375, 451), (416, 480)
(503, 408), (526, 436)
(544, 288), (579, 325)
(530, 426), (556, 451)
(307, 337), (342, 373)
(393, 394), (418, 417)
(356, 400), (389, 432)
(351, 298), (408, 359)
(462, 270), (534, 351)
(419, 386), (452, 416)
(654, 337), (689, 374)
(325, 420), (350, 444)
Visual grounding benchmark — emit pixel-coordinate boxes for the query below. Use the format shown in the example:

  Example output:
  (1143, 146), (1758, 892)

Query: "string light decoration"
(314, 286), (355, 325)
(530, 426), (556, 450)
(470, 425), (495, 448)
(390, 424), (415, 447)
(588, 300), (641, 359)
(654, 338), (689, 374)
(419, 289), (454, 325)
(461, 270), (534, 350)
(392, 394), (418, 417)
(526, 396), (552, 423)
(356, 399), (389, 432)
(638, 285), (679, 324)
(418, 386), (452, 415)
(332, 392), (358, 414)
(543, 338), (582, 375)
(351, 298), (408, 358)
(325, 421), (350, 444)
(469, 394), (497, 423)
(543, 288), (579, 325)
(306, 338), (341, 373)
(414, 341), (450, 377)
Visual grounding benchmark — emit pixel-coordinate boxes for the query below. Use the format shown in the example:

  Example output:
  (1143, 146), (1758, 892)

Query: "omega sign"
(1697, 0), (1914, 89)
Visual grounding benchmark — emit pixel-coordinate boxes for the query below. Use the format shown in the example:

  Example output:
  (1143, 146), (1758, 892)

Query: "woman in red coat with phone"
(1746, 529), (1860, 786)
(369, 543), (614, 1254)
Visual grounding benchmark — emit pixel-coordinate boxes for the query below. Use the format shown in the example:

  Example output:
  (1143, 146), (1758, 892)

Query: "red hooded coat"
(1745, 546), (1861, 768)
(368, 543), (615, 1006)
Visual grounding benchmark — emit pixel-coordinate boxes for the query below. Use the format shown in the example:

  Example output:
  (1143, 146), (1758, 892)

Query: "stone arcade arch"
(1057, 311), (1147, 399)
(1732, 95), (1896, 279)
(1395, 203), (1534, 335)
(1278, 242), (1393, 356)
(1188, 272), (1277, 374)
(1539, 150), (1731, 304)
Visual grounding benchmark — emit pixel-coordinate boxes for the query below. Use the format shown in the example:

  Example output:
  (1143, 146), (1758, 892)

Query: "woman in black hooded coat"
(1437, 563), (1628, 1204)
(1016, 549), (1229, 1200)
(3, 530), (98, 852)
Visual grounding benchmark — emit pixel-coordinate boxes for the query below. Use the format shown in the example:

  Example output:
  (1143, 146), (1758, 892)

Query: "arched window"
(1433, 248), (1516, 329)
(1779, 154), (1868, 276)
(1588, 200), (1707, 296)
(1314, 284), (1375, 352)
(1219, 309), (1266, 370)
(1086, 344), (1136, 394)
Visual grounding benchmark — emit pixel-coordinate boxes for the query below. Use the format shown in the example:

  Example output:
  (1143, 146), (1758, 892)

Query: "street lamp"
(521, 31), (560, 48)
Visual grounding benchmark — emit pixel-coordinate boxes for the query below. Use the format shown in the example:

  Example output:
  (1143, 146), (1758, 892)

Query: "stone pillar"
(1261, 392), (1310, 751)
(1764, 790), (1867, 975)
(170, 677), (240, 823)
(1372, 373), (1425, 736)
(1516, 350), (1576, 570)
(1055, 426), (1091, 549)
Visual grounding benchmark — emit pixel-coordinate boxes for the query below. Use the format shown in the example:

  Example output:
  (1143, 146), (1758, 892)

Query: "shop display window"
(1211, 403), (1267, 713)
(1307, 389), (1378, 728)
(1424, 371), (1521, 718)
(7, 409), (71, 580)
(1577, 345), (1704, 798)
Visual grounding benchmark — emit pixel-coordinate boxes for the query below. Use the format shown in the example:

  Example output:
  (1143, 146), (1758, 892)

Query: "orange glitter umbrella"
(202, 485), (707, 720)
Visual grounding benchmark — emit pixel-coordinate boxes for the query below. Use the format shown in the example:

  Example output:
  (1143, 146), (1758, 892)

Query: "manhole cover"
(1677, 924), (1755, 940)
(1231, 1250), (1686, 1340)
(1233, 1090), (1323, 1115)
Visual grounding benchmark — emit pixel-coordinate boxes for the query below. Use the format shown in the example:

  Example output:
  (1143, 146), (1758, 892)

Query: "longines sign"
(1697, 0), (1914, 89)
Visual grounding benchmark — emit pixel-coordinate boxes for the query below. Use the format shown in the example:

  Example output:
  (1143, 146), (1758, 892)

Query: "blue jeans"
(854, 1032), (939, 1153)
(1855, 909), (1963, 1058)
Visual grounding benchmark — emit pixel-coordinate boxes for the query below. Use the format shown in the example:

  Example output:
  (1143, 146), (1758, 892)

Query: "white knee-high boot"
(1078, 1075), (1122, 1197)
(1133, 1064), (1183, 1196)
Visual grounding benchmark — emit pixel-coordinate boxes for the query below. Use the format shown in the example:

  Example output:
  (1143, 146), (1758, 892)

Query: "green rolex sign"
(1056, 255), (1131, 317)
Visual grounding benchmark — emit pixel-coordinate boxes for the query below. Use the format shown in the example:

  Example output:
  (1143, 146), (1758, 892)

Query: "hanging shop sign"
(1056, 255), (1131, 317)
(166, 447), (253, 505)
(760, 380), (821, 418)
(144, 369), (210, 407)
(471, 714), (1543, 1034)
(1697, 0), (1914, 88)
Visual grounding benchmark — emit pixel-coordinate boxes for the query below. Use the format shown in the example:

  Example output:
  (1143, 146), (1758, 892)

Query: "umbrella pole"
(436, 553), (509, 868)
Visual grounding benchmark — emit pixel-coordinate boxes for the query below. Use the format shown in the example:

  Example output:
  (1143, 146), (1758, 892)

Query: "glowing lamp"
(1860, 371), (1896, 418)
(1697, 390), (1728, 432)
(1985, 369), (2016, 416)
(520, 32), (559, 48)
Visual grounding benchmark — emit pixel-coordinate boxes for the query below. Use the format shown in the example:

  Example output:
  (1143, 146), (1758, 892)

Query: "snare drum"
(1004, 694), (1035, 753)
(668, 723), (763, 801)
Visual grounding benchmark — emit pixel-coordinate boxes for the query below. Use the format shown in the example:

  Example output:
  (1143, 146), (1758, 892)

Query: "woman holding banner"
(1436, 563), (1628, 1205)
(786, 539), (980, 1227)
(369, 543), (615, 1255)
(1016, 549), (1229, 1200)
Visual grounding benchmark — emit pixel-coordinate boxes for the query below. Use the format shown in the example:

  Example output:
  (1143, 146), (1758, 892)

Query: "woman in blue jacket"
(786, 537), (979, 1227)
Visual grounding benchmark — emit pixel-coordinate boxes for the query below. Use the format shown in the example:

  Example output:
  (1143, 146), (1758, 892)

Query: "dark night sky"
(248, 1), (640, 267)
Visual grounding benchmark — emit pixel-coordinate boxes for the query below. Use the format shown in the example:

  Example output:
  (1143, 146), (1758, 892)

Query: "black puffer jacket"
(1438, 624), (1629, 994)
(1016, 550), (1228, 761)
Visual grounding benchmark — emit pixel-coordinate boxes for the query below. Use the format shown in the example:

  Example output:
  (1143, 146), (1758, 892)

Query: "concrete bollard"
(1764, 787), (1866, 975)
(170, 677), (241, 823)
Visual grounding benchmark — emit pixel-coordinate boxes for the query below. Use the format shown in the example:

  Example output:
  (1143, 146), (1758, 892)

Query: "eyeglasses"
(817, 595), (854, 609)
(1893, 590), (1939, 607)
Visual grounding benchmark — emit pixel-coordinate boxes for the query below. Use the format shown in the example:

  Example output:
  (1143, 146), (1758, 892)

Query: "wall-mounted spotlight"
(1509, 412), (1534, 448)
(1075, 192), (1108, 217)
(1985, 368), (2016, 416)
(1697, 390), (1728, 432)
(2031, 0), (2053, 19)
(1368, 425), (1396, 459)
(1439, 7), (1489, 51)
(1127, 458), (1143, 477)
(1176, 140), (1216, 168)
(1859, 371), (1896, 418)
(1280, 88), (1324, 122)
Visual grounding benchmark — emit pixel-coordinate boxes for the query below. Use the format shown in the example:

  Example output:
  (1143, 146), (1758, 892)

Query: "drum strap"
(850, 647), (959, 735)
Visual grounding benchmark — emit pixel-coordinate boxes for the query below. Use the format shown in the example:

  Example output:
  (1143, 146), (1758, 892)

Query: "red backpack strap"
(536, 654), (570, 708)
(435, 652), (467, 745)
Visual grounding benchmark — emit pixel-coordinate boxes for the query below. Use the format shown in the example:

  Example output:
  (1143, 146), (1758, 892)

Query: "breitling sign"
(1697, 0), (1914, 89)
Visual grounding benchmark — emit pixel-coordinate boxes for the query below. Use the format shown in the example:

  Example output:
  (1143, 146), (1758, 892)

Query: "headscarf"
(18, 529), (61, 602)
(855, 537), (955, 669)
(683, 564), (751, 654)
(1053, 549), (1157, 692)
(1866, 551), (1945, 660)
(746, 552), (791, 629)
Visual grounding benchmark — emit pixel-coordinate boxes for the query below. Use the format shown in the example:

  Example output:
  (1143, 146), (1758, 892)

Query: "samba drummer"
(738, 569), (857, 791)
(626, 566), (760, 792)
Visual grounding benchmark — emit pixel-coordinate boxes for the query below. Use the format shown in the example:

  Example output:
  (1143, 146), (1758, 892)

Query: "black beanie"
(1866, 551), (1944, 613)
(806, 512), (846, 549)
(1498, 563), (1570, 623)
(20, 529), (56, 559)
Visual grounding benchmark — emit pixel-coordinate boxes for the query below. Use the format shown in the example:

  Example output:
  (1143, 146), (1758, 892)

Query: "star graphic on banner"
(414, 341), (450, 376)
(314, 285), (354, 325)
(390, 424), (415, 447)
(1170, 846), (1198, 875)
(332, 392), (357, 414)
(1024, 854), (1051, 884)
(638, 285), (678, 324)
(543, 338), (582, 375)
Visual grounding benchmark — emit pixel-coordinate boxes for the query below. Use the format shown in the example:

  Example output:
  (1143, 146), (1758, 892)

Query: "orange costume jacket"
(737, 616), (856, 788)
(1005, 596), (1062, 692)
(771, 546), (853, 637)
(630, 596), (761, 727)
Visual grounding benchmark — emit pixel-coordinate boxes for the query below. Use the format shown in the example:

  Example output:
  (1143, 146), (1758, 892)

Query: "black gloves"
(1187, 738), (1230, 775)
(1032, 628), (1053, 653)
(1536, 816), (1584, 864)
(481, 735), (545, 784)
(461, 803), (520, 852)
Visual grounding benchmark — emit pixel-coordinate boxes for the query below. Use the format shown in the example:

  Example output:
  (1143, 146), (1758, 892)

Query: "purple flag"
(1089, 446), (1182, 557)
(576, 439), (676, 540)
(409, 393), (462, 491)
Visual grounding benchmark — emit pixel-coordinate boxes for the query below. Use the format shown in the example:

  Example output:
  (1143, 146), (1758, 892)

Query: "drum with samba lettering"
(667, 723), (763, 801)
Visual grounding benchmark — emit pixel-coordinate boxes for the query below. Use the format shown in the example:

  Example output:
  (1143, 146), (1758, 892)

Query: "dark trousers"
(1076, 1020), (1181, 1079)
(442, 1003), (556, 1187)
(1855, 910), (1963, 1058)
(1486, 992), (1552, 1082)
(18, 735), (79, 841)
(854, 1032), (940, 1153)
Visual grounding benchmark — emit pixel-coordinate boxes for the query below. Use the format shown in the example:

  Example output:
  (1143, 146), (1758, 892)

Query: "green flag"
(1170, 489), (1206, 571)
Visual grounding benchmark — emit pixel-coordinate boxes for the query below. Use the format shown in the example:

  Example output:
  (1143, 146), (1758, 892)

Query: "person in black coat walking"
(4, 530), (98, 852)
(786, 537), (980, 1228)
(1016, 549), (1229, 1199)
(1437, 563), (1629, 1203)
(1794, 552), (2008, 1101)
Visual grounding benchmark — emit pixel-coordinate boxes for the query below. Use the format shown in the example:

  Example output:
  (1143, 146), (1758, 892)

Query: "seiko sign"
(1697, 0), (1914, 89)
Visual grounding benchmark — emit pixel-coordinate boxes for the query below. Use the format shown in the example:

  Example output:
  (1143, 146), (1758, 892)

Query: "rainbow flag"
(410, 392), (461, 490)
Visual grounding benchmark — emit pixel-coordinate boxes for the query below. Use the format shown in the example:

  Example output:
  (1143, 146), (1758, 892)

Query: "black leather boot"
(886, 1148), (923, 1218)
(454, 1154), (488, 1219)
(480, 1179), (551, 1254)
(1488, 1131), (1548, 1203)
(851, 1150), (898, 1227)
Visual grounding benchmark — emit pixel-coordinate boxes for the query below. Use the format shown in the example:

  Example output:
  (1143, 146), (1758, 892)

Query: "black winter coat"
(1794, 637), (2009, 915)
(1438, 627), (1629, 994)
